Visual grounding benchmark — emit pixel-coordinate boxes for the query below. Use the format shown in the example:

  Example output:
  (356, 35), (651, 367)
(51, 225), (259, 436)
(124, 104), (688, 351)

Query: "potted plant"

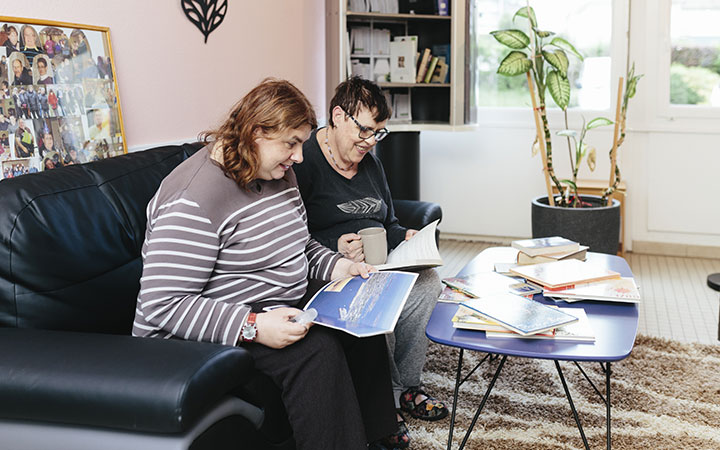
(491, 4), (641, 254)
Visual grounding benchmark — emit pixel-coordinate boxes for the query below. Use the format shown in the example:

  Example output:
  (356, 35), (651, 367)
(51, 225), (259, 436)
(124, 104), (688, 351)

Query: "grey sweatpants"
(386, 267), (442, 407)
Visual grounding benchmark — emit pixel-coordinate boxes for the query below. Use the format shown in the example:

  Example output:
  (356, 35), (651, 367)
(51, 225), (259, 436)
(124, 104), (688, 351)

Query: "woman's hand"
(405, 229), (418, 240)
(331, 258), (375, 280)
(337, 233), (364, 262)
(254, 308), (311, 349)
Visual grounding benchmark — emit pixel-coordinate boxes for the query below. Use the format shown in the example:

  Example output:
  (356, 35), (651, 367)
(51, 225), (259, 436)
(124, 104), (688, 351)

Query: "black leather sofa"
(0, 142), (442, 449)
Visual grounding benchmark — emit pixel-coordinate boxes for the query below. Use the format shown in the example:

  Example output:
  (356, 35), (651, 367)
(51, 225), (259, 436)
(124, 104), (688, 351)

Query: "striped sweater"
(132, 146), (341, 345)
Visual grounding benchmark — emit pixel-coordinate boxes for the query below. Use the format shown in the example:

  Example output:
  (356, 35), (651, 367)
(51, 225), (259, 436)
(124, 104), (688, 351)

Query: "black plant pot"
(531, 195), (621, 255)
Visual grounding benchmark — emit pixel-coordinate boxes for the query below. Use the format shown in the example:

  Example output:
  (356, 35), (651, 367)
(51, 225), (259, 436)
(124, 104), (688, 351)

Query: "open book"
(303, 271), (418, 337)
(375, 219), (442, 271)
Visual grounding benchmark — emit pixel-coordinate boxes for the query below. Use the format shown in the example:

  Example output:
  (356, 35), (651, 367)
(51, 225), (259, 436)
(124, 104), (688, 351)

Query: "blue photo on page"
(305, 271), (418, 337)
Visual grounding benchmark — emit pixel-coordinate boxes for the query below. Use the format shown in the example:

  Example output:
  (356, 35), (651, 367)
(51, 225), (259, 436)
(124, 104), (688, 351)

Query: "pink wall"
(1, 1), (327, 149)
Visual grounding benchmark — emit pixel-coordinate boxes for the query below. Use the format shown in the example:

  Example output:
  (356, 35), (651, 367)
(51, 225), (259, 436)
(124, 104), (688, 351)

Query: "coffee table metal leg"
(607, 362), (612, 450)
(555, 361), (590, 450)
(458, 355), (507, 450)
(447, 348), (464, 450)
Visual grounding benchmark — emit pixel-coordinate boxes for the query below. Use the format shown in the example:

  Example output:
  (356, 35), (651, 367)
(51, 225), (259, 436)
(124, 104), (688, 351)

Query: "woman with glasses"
(294, 76), (448, 450)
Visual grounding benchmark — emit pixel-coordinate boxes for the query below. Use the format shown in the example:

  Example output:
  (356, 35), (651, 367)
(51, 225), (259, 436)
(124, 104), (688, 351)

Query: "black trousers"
(245, 280), (396, 449)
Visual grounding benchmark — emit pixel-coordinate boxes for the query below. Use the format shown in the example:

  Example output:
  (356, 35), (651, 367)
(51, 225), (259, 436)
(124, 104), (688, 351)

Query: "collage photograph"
(0, 20), (124, 178)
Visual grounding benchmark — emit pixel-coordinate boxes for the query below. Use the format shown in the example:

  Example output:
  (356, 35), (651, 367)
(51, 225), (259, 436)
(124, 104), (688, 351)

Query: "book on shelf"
(304, 271), (418, 337)
(415, 48), (432, 83)
(422, 56), (439, 83)
(430, 44), (450, 82)
(389, 40), (417, 83)
(545, 277), (641, 303)
(441, 271), (541, 299)
(375, 219), (442, 271)
(511, 236), (580, 257)
(485, 307), (595, 342)
(436, 0), (449, 15)
(429, 56), (449, 83)
(460, 293), (579, 336)
(451, 305), (511, 332)
(516, 245), (589, 265)
(510, 259), (621, 290)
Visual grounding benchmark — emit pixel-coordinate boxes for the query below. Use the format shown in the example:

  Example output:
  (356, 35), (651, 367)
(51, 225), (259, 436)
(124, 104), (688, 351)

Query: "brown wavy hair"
(201, 78), (317, 188)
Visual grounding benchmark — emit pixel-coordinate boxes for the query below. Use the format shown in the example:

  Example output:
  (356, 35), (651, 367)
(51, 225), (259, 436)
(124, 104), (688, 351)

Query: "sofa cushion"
(0, 143), (201, 333)
(0, 328), (253, 433)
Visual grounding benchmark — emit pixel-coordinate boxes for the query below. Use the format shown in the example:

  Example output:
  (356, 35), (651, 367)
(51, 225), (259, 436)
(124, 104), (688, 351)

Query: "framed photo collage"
(0, 16), (125, 179)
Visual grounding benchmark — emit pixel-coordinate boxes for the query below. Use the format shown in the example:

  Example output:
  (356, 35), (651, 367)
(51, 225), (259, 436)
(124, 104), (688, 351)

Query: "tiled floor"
(437, 239), (720, 345)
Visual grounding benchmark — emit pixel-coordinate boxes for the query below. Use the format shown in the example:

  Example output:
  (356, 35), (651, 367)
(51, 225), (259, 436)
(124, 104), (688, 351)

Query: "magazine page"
(375, 219), (442, 271)
(304, 271), (418, 337)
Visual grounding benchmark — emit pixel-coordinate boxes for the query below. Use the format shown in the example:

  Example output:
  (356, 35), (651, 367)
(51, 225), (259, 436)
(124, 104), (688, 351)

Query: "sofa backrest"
(0, 142), (202, 334)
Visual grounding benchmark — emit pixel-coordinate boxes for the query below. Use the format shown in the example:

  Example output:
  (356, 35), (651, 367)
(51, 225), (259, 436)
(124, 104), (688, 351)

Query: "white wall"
(419, 0), (720, 251)
(1, 1), (327, 148)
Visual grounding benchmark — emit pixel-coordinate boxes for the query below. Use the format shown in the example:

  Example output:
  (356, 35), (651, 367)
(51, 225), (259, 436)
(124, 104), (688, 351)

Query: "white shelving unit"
(325, 0), (467, 130)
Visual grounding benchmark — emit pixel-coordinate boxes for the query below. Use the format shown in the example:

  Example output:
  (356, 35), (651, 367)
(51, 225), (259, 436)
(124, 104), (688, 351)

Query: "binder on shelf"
(373, 59), (391, 83)
(373, 28), (391, 56)
(390, 40), (416, 83)
(392, 93), (411, 122)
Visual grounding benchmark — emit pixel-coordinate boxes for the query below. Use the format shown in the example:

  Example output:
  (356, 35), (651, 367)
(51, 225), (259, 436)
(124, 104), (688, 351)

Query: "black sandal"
(399, 387), (449, 421)
(371, 410), (410, 449)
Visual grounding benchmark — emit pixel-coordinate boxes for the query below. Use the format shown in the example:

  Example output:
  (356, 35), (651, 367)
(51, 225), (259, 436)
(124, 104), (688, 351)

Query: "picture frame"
(0, 16), (126, 178)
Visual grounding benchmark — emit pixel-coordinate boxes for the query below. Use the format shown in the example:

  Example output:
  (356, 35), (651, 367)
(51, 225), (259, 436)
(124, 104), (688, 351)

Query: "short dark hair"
(328, 76), (391, 127)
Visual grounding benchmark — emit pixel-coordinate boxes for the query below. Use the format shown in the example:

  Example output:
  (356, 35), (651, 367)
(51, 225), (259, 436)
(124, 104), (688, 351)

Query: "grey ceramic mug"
(358, 227), (387, 265)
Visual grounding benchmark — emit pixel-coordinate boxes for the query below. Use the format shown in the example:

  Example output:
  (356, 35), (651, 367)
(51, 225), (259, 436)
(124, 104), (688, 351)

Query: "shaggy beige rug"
(407, 335), (720, 449)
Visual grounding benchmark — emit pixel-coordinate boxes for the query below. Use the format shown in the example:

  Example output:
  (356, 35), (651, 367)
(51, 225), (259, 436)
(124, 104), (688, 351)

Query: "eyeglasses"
(344, 110), (389, 142)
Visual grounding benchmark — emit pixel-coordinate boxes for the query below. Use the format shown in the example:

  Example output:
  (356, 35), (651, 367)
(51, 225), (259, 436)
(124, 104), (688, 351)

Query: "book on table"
(304, 271), (418, 338)
(511, 236), (580, 257)
(438, 285), (472, 303)
(509, 259), (621, 290)
(484, 307), (595, 342)
(375, 219), (442, 271)
(545, 277), (641, 303)
(516, 245), (589, 265)
(459, 293), (579, 336)
(441, 271), (541, 299)
(451, 305), (512, 332)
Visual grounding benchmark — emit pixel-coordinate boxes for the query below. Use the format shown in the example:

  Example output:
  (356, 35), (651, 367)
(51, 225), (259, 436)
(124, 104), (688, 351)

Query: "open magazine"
(304, 271), (418, 337)
(375, 219), (442, 271)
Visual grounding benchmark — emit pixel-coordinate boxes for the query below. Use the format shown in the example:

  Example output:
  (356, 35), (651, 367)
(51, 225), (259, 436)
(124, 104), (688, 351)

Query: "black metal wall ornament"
(181, 0), (228, 43)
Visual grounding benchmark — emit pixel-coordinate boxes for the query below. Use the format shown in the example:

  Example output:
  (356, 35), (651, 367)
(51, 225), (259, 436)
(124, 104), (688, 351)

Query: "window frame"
(468, 0), (630, 131)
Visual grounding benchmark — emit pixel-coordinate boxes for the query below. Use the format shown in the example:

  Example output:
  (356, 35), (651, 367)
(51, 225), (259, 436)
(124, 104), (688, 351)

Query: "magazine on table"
(546, 277), (641, 303)
(485, 307), (595, 342)
(441, 271), (541, 300)
(460, 293), (579, 336)
(509, 259), (621, 290)
(303, 271), (418, 337)
(375, 219), (442, 271)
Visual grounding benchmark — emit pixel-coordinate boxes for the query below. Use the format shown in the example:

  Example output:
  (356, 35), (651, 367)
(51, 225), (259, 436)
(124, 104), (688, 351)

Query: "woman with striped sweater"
(133, 79), (396, 449)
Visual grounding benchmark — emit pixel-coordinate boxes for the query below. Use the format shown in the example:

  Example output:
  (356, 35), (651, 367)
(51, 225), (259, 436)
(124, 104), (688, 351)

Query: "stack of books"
(512, 236), (588, 265)
(451, 293), (595, 342)
(451, 295), (596, 342)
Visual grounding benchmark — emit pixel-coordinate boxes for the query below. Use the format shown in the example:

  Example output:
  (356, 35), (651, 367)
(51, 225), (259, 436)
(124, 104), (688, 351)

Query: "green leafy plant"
(491, 5), (640, 208)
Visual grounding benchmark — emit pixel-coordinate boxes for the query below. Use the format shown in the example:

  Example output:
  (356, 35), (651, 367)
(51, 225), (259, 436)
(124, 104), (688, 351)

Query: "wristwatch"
(240, 313), (258, 343)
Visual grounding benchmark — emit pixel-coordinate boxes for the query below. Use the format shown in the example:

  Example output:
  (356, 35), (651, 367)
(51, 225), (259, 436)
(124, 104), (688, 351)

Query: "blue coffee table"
(426, 247), (639, 450)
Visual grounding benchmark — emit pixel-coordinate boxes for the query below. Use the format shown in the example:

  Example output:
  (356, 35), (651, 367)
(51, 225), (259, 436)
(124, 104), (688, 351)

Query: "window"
(467, 0), (614, 122)
(670, 0), (720, 106)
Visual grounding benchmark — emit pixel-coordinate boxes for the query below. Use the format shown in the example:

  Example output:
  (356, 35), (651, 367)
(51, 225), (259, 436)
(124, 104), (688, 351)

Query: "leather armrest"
(0, 328), (253, 434)
(393, 199), (443, 244)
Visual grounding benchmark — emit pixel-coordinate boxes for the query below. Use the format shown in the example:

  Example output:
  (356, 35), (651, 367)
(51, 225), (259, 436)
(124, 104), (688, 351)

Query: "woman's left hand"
(405, 229), (418, 240)
(331, 258), (376, 280)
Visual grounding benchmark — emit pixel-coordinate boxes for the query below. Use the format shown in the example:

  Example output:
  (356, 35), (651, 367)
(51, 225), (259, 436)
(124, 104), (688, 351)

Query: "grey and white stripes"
(132, 148), (340, 346)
